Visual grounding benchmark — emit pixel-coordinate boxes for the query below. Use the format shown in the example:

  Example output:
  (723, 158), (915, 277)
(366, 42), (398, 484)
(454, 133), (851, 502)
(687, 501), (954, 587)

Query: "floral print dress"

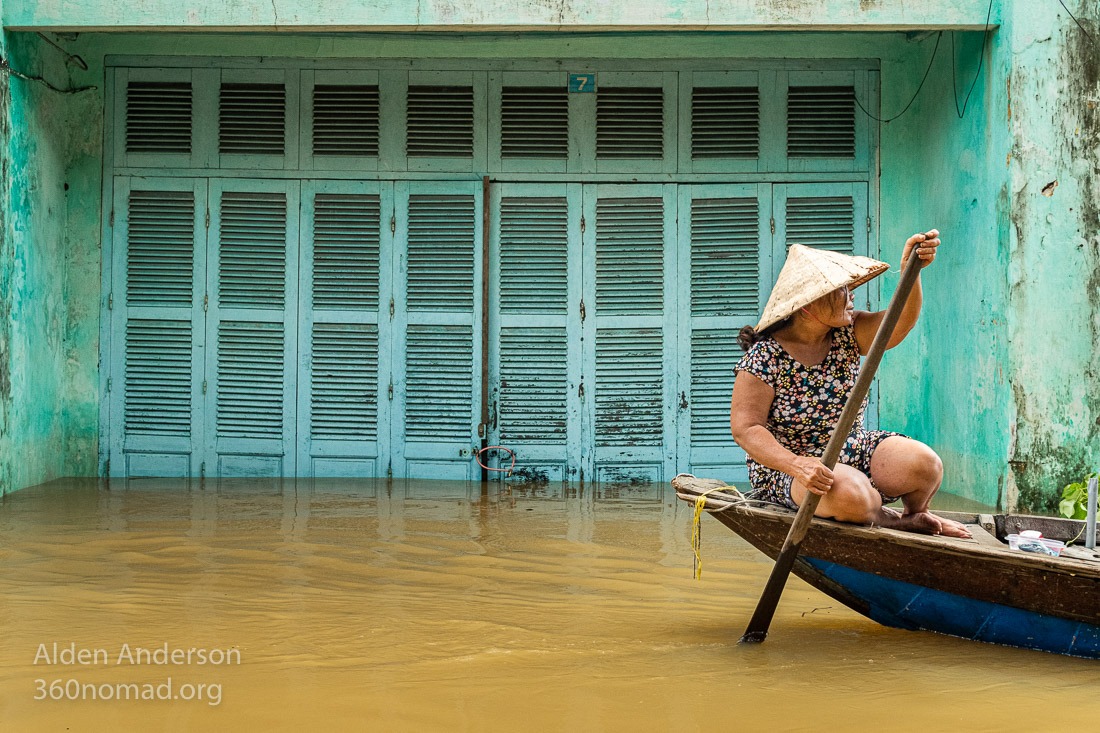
(734, 325), (903, 510)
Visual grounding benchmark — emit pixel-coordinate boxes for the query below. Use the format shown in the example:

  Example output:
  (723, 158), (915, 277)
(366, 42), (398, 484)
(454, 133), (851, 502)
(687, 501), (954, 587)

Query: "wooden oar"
(740, 245), (925, 644)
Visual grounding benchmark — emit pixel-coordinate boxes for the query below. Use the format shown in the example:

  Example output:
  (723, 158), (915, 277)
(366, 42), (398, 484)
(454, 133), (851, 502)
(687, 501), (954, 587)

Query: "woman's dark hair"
(737, 317), (790, 352)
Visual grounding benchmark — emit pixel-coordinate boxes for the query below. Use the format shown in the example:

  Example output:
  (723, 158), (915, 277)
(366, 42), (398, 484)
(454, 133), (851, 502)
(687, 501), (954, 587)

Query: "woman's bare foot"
(929, 514), (972, 538)
(875, 509), (972, 538)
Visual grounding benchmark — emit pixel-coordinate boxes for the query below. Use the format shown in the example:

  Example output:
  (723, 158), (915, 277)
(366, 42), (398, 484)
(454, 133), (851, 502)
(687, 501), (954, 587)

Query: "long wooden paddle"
(740, 245), (925, 644)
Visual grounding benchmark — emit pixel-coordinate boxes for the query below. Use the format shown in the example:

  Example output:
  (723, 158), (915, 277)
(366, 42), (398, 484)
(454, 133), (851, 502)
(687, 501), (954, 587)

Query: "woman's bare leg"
(790, 463), (944, 533)
(869, 436), (971, 538)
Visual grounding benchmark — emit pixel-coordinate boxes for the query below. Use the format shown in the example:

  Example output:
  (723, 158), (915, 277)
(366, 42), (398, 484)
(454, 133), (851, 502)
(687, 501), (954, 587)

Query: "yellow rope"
(691, 487), (733, 580)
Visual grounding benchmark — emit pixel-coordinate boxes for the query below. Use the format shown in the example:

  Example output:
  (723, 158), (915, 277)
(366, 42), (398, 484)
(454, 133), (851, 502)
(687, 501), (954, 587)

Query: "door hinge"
(202, 380), (208, 395)
(867, 216), (872, 233)
(200, 461), (206, 478)
(680, 391), (688, 410)
(109, 210), (114, 228)
(389, 297), (395, 319)
(203, 294), (209, 312)
(579, 298), (586, 323)
(770, 217), (775, 235)
(205, 210), (210, 229)
(477, 422), (486, 439)
(578, 382), (585, 401)
(390, 215), (396, 234)
(106, 378), (112, 393)
(107, 292), (113, 310)
(103, 458), (110, 479)
(580, 215), (586, 234)
(387, 381), (394, 400)
(386, 460), (393, 478)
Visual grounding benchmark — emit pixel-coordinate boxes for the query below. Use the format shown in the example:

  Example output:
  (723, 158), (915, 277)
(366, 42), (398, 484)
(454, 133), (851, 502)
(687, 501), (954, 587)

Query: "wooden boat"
(673, 474), (1100, 658)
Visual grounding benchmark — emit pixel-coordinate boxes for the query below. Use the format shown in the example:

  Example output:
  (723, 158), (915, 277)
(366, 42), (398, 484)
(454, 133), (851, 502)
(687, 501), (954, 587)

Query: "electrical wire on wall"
(858, 0), (1096, 124)
(0, 33), (96, 94)
(1057, 0), (1097, 47)
(951, 0), (995, 119)
(853, 31), (942, 123)
(853, 0), (994, 124)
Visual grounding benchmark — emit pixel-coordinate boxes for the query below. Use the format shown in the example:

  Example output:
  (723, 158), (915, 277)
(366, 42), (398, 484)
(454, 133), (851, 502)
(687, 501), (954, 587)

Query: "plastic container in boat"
(1006, 533), (1065, 557)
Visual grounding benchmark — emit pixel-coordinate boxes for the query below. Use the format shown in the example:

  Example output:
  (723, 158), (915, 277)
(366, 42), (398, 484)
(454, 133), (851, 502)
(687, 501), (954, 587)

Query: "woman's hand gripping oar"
(739, 241), (927, 644)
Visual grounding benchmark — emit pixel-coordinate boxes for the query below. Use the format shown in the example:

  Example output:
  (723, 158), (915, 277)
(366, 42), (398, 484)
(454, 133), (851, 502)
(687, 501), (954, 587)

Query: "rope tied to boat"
(692, 486), (745, 579)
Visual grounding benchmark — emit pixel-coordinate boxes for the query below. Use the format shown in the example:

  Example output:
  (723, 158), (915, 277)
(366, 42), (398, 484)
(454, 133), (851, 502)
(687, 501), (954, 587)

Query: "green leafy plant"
(1059, 472), (1100, 520)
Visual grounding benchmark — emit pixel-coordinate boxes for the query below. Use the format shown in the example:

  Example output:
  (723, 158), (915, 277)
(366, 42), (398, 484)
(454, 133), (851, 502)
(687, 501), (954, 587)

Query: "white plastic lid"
(1020, 529), (1042, 539)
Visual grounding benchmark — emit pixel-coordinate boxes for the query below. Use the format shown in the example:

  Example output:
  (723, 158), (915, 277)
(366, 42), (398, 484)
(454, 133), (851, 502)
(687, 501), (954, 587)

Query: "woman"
(730, 230), (970, 537)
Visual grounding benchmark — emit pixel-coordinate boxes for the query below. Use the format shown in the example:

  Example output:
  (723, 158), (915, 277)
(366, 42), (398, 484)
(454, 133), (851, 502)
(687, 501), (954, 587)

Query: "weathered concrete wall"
(999, 3), (1100, 512)
(5, 0), (997, 32)
(5, 5), (1096, 510)
(0, 32), (100, 494)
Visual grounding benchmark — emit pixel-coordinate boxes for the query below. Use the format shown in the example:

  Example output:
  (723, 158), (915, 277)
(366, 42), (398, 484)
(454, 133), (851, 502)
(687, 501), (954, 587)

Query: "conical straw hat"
(755, 244), (889, 332)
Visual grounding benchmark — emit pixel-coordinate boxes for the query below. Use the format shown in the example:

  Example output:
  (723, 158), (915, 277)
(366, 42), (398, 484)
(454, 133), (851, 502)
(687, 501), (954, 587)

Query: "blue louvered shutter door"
(297, 181), (393, 477)
(109, 177), (207, 477)
(675, 184), (771, 483)
(114, 68), (197, 169)
(681, 71), (762, 174)
(783, 71), (871, 174)
(216, 69), (299, 169)
(205, 179), (300, 476)
(489, 183), (582, 482)
(393, 182), (482, 479)
(581, 184), (678, 484)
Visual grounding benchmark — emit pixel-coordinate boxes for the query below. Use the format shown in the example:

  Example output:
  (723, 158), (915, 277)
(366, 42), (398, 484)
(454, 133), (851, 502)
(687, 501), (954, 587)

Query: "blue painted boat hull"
(805, 558), (1100, 659)
(672, 475), (1100, 659)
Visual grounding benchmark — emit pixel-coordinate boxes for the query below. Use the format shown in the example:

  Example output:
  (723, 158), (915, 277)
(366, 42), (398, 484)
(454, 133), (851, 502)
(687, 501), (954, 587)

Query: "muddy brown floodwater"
(1, 478), (1098, 732)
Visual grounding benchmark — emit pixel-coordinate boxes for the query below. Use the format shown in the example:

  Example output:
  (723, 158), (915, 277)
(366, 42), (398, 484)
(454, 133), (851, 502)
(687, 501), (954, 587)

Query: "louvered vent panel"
(311, 323), (378, 441)
(595, 198), (664, 315)
(313, 85), (379, 156)
(786, 197), (855, 253)
(407, 195), (475, 312)
(219, 191), (287, 308)
(216, 321), (285, 439)
(595, 329), (663, 447)
(787, 86), (856, 158)
(500, 197), (568, 315)
(126, 81), (192, 154)
(313, 194), (380, 310)
(126, 190), (195, 307)
(124, 319), (192, 436)
(407, 86), (474, 157)
(219, 83), (286, 155)
(499, 327), (568, 444)
(691, 329), (738, 445)
(690, 198), (759, 317)
(501, 87), (568, 159)
(405, 325), (473, 440)
(691, 87), (759, 159)
(596, 87), (664, 159)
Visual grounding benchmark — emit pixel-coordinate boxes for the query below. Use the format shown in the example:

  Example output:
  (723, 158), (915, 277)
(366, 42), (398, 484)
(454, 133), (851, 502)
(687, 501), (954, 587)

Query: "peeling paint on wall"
(0, 32), (100, 495)
(1005, 4), (1100, 512)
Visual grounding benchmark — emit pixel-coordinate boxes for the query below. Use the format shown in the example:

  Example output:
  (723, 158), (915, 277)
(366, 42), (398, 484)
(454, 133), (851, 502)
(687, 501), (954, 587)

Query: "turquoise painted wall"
(8, 29), (1008, 503)
(874, 29), (1011, 509)
(12, 12), (1097, 511)
(0, 32), (100, 495)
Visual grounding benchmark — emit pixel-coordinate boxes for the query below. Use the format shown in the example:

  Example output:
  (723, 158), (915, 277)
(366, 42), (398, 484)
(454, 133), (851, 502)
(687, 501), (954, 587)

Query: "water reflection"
(0, 479), (1096, 732)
